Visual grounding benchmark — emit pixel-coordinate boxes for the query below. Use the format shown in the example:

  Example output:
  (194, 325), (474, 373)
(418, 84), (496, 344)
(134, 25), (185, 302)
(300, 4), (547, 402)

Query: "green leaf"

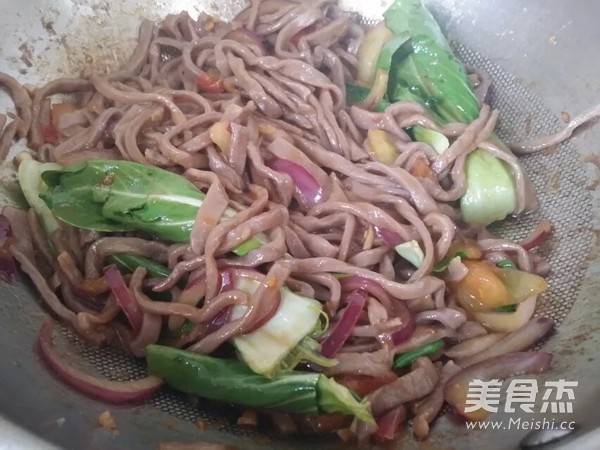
(41, 160), (205, 241)
(231, 238), (263, 256)
(146, 344), (374, 424)
(375, 33), (411, 74)
(411, 126), (449, 155)
(432, 251), (468, 273)
(494, 304), (517, 312)
(276, 336), (338, 375)
(384, 0), (480, 124)
(382, 0), (519, 226)
(147, 345), (321, 415)
(163, 319), (195, 339)
(317, 376), (375, 425)
(346, 83), (390, 112)
(392, 339), (444, 370)
(497, 258), (517, 269)
(39, 159), (265, 252)
(395, 239), (425, 268)
(18, 159), (62, 235)
(107, 253), (171, 279)
(311, 310), (330, 338)
(460, 150), (517, 226)
(231, 277), (323, 377)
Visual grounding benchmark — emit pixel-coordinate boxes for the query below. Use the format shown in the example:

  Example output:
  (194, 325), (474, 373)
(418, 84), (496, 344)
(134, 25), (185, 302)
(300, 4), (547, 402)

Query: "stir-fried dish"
(0, 0), (596, 444)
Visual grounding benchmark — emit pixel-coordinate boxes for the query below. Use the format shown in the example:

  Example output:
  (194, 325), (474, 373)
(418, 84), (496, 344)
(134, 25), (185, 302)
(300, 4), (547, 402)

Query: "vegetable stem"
(146, 345), (374, 424)
(392, 339), (444, 370)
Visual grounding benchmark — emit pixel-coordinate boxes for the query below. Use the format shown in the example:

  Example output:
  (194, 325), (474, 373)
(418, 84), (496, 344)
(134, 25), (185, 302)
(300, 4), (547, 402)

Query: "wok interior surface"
(1, 0), (600, 449)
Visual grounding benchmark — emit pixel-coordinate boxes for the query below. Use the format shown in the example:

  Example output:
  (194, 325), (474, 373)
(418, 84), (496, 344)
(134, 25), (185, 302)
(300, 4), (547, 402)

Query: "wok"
(0, 0), (599, 448)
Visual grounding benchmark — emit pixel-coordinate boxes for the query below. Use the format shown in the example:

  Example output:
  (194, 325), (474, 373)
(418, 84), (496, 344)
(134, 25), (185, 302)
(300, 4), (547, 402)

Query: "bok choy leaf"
(381, 0), (519, 225)
(38, 159), (260, 254)
(40, 159), (204, 240)
(146, 345), (375, 424)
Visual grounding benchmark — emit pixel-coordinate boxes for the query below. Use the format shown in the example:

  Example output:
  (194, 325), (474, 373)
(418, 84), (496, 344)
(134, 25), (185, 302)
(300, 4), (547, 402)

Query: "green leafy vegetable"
(231, 239), (262, 257)
(411, 126), (449, 155)
(392, 339), (444, 370)
(384, 0), (479, 124)
(18, 159), (62, 235)
(108, 253), (171, 279)
(395, 239), (425, 268)
(146, 345), (375, 424)
(497, 258), (517, 269)
(346, 83), (390, 112)
(277, 336), (338, 375)
(231, 276), (324, 377)
(40, 159), (204, 240)
(494, 304), (517, 313)
(460, 151), (517, 225)
(432, 251), (468, 273)
(39, 160), (262, 252)
(375, 33), (411, 74)
(311, 310), (330, 338)
(382, 0), (518, 225)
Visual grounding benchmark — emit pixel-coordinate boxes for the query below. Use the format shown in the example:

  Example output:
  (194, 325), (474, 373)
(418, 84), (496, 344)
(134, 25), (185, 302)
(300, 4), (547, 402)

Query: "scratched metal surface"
(0, 0), (600, 449)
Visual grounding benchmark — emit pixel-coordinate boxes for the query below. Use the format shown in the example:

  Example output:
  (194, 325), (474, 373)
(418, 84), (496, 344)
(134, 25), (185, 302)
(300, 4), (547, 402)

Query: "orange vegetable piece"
(453, 260), (513, 312)
(447, 240), (482, 260)
(196, 69), (224, 93)
(410, 156), (436, 181)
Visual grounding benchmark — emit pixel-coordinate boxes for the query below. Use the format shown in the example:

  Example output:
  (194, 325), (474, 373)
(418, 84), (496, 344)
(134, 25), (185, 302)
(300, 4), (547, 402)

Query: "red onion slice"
(521, 219), (552, 251)
(387, 318), (416, 346)
(321, 289), (367, 358)
(0, 214), (12, 242)
(104, 265), (143, 333)
(38, 319), (162, 404)
(457, 316), (554, 367)
(0, 214), (17, 284)
(444, 333), (505, 360)
(374, 226), (405, 248)
(268, 157), (325, 209)
(206, 306), (233, 334)
(339, 275), (393, 312)
(377, 301), (414, 346)
(374, 406), (406, 441)
(473, 296), (537, 333)
(444, 352), (552, 418)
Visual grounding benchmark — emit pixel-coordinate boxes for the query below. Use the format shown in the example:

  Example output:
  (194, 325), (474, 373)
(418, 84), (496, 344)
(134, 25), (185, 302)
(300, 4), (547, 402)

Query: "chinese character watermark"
(541, 380), (577, 414)
(464, 379), (578, 415)
(465, 379), (503, 413)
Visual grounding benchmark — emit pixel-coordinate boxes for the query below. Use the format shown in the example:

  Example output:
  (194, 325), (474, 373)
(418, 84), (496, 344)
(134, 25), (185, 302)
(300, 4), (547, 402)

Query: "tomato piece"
(51, 102), (77, 127)
(453, 260), (514, 312)
(290, 24), (318, 46)
(410, 156), (436, 181)
(41, 123), (59, 145)
(196, 70), (224, 93)
(334, 372), (397, 397)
